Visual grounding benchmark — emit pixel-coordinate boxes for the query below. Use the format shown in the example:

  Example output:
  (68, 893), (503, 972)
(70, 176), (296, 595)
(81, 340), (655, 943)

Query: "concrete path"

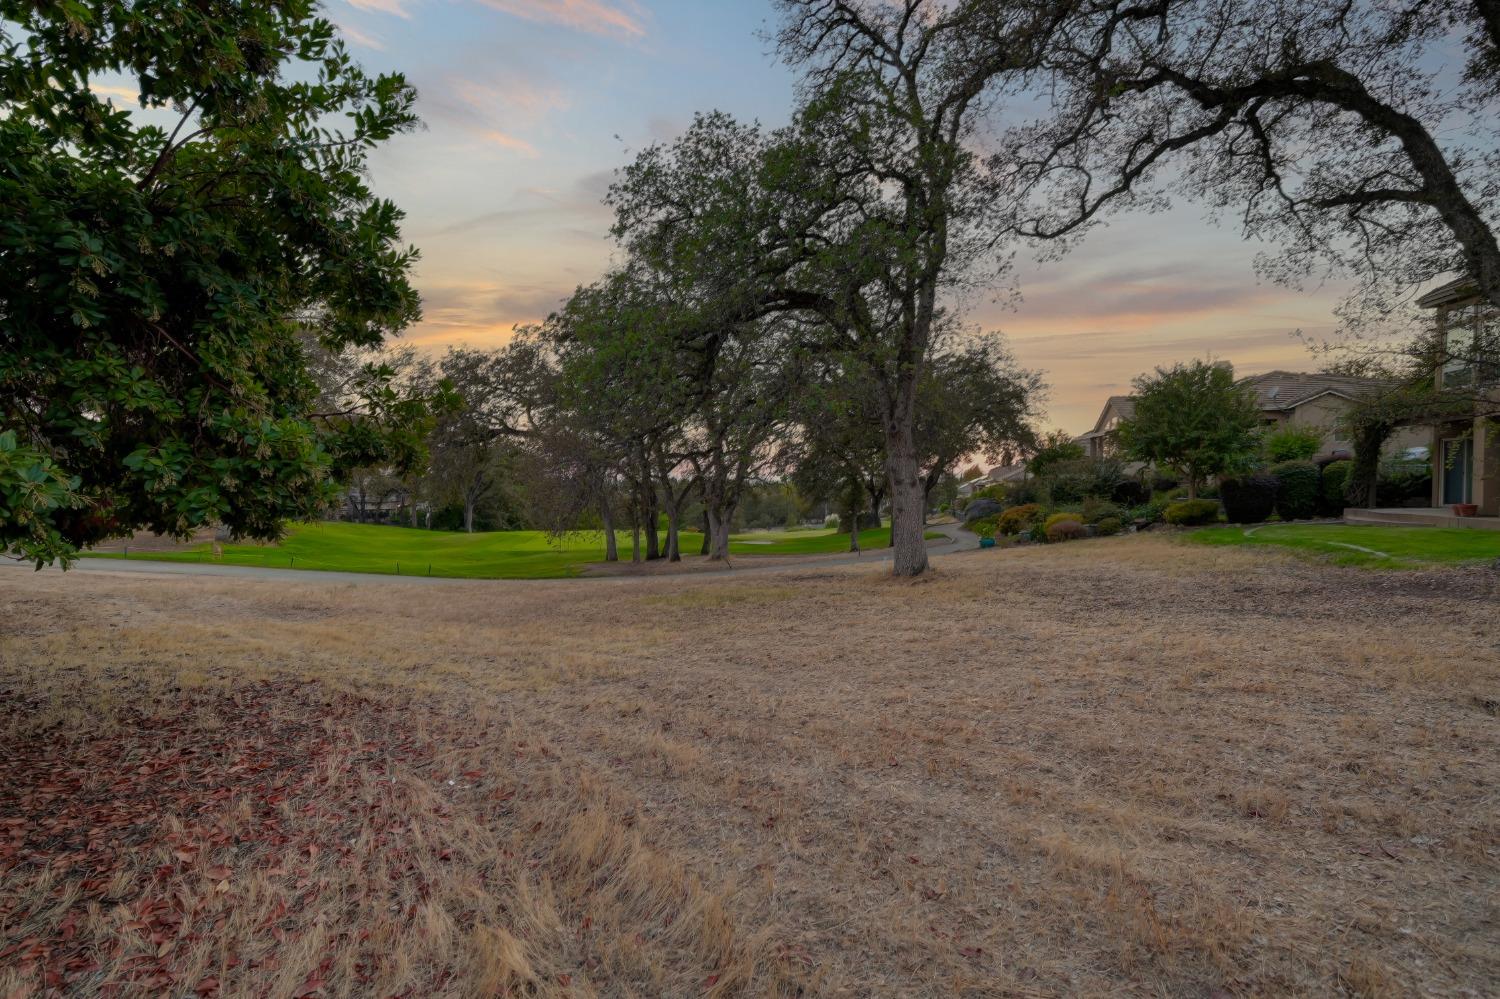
(1, 523), (983, 587)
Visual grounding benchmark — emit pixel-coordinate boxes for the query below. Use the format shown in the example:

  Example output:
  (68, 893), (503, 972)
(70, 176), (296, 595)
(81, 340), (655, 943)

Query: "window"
(1442, 300), (1499, 388)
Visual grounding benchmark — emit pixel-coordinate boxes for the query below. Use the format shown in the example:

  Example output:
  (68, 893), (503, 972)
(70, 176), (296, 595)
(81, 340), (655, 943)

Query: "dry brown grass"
(2, 534), (1497, 997)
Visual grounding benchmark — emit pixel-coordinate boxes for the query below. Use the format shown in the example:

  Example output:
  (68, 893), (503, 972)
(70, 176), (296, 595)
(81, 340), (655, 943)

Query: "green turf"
(82, 521), (946, 579)
(1185, 523), (1500, 568)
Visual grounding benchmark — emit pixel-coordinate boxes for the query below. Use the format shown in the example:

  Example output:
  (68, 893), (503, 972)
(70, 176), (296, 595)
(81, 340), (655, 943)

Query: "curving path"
(2, 524), (983, 587)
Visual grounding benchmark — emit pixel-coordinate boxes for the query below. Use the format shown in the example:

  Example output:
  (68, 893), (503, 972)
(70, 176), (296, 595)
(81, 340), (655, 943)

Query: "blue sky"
(335, 0), (1350, 432)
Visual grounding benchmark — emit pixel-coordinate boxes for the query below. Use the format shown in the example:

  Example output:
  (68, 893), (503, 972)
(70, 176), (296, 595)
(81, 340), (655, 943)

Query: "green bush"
(1094, 516), (1124, 536)
(1111, 479), (1150, 506)
(1026, 523), (1049, 543)
(1080, 498), (1126, 524)
(1129, 496), (1173, 524)
(1377, 461), (1433, 504)
(968, 514), (1000, 539)
(1042, 458), (1125, 504)
(997, 503), (1044, 536)
(1263, 425), (1324, 462)
(1271, 460), (1320, 520)
(1219, 473), (1278, 524)
(1320, 460), (1353, 514)
(1163, 499), (1221, 526)
(1004, 478), (1048, 507)
(1046, 518), (1087, 542)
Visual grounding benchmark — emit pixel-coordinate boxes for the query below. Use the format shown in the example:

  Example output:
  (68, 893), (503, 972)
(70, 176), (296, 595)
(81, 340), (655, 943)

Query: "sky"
(332, 0), (1353, 434)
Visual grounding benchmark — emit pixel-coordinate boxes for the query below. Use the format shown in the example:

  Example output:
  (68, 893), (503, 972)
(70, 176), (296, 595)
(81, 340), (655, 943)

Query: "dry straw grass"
(2, 534), (1497, 996)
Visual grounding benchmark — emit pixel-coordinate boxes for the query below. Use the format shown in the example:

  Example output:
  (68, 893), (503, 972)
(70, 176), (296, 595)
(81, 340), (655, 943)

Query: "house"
(1074, 396), (1134, 460)
(1073, 372), (1425, 461)
(956, 462), (1027, 498)
(1414, 278), (1499, 514)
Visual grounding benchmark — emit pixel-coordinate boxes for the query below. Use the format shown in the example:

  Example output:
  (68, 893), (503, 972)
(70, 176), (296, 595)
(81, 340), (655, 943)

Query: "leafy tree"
(1263, 425), (1325, 463)
(1026, 431), (1085, 478)
(1002, 0), (1500, 312)
(1117, 360), (1262, 499)
(1, 0), (424, 565)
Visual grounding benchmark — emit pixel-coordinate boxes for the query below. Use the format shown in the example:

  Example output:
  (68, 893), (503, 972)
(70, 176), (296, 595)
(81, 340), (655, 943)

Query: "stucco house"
(1413, 278), (1499, 514)
(1074, 371), (1426, 461)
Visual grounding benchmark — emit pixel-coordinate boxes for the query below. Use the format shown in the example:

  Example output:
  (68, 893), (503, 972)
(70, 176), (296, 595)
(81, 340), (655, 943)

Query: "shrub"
(1043, 458), (1125, 504)
(1080, 498), (1126, 524)
(1270, 459), (1320, 520)
(824, 515), (840, 531)
(1377, 460), (1433, 505)
(1150, 472), (1180, 493)
(1111, 478), (1149, 506)
(1044, 510), (1082, 531)
(1026, 523), (1049, 543)
(1219, 473), (1278, 524)
(1094, 516), (1124, 536)
(1129, 496), (1173, 524)
(1264, 425), (1324, 462)
(968, 514), (999, 540)
(996, 503), (1044, 536)
(1163, 499), (1221, 526)
(1046, 518), (1087, 542)
(1321, 459), (1353, 514)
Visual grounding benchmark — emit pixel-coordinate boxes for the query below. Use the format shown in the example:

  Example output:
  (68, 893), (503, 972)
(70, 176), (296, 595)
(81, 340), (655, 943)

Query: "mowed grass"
(4, 536), (1496, 996)
(1187, 522), (1500, 568)
(82, 521), (939, 579)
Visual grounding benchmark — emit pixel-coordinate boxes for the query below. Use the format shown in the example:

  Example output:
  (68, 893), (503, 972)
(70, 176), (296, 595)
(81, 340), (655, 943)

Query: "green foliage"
(1321, 460), (1354, 514)
(1080, 498), (1125, 524)
(1044, 511), (1082, 531)
(1042, 457), (1125, 504)
(1046, 518), (1087, 542)
(1263, 425), (1324, 462)
(1026, 523), (1049, 543)
(1129, 496), (1174, 524)
(1117, 360), (1262, 497)
(1163, 499), (1222, 526)
(1027, 430), (1087, 477)
(997, 503), (1044, 535)
(1219, 473), (1278, 524)
(1270, 460), (1321, 520)
(1094, 516), (1124, 536)
(1, 1), (426, 564)
(968, 514), (1000, 539)
(0, 431), (85, 566)
(1377, 459), (1434, 505)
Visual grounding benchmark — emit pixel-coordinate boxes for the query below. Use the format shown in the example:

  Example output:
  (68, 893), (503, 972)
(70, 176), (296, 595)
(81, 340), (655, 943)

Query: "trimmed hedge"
(1271, 459), (1320, 520)
(1094, 516), (1124, 536)
(1321, 459), (1353, 514)
(1044, 510), (1082, 531)
(1219, 473), (1278, 524)
(1164, 499), (1221, 526)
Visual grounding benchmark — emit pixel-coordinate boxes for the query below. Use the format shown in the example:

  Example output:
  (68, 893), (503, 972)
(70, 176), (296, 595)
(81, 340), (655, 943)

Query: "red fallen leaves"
(0, 678), (475, 997)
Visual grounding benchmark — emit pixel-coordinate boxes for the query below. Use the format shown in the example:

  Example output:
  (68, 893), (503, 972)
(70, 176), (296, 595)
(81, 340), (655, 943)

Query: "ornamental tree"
(1, 0), (425, 565)
(1117, 360), (1262, 499)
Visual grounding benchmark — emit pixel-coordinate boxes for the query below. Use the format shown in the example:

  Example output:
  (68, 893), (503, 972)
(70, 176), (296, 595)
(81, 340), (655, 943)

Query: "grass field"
(1187, 522), (1500, 567)
(81, 521), (942, 579)
(4, 536), (1496, 996)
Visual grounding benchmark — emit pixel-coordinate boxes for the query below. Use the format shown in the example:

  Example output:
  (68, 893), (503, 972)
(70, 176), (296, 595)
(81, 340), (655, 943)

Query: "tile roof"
(1239, 371), (1388, 411)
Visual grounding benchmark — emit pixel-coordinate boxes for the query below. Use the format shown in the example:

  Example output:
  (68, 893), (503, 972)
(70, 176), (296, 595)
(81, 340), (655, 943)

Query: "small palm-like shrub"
(997, 503), (1044, 536)
(1094, 516), (1123, 536)
(1219, 474), (1278, 524)
(1046, 518), (1087, 542)
(1271, 460), (1320, 520)
(1026, 523), (1049, 543)
(1164, 499), (1221, 526)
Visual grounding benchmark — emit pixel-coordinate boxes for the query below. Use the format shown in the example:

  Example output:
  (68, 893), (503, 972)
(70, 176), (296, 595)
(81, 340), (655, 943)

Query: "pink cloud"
(345, 0), (410, 18)
(478, 129), (541, 157)
(475, 0), (647, 39)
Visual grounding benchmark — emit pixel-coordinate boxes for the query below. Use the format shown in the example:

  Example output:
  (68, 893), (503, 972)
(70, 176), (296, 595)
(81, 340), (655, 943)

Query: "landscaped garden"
(81, 521), (942, 579)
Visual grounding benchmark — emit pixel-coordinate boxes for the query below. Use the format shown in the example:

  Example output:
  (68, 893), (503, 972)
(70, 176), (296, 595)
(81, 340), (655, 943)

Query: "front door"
(1441, 437), (1474, 505)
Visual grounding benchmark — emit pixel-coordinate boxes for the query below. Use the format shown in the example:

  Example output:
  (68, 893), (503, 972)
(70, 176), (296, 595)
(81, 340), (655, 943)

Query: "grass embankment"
(83, 521), (942, 579)
(4, 536), (1496, 995)
(1187, 522), (1500, 568)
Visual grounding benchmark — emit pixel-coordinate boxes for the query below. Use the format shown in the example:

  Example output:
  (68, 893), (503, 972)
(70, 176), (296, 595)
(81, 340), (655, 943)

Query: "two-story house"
(1415, 278), (1499, 514)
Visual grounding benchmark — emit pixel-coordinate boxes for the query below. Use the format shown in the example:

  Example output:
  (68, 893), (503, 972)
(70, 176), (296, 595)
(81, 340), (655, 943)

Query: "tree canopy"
(1117, 360), (1263, 498)
(1, 0), (425, 565)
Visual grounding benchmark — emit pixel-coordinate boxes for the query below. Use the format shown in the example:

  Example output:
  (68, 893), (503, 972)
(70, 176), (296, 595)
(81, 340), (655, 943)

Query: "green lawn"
(1186, 523), (1500, 568)
(83, 521), (943, 579)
